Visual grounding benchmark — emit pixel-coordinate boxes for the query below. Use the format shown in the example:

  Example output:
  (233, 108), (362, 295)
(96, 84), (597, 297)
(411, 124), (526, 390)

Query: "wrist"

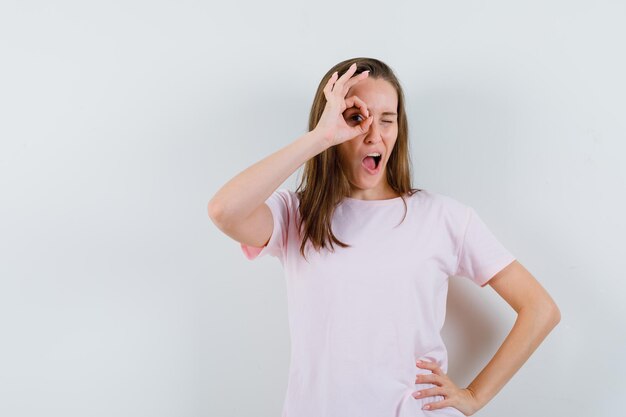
(464, 386), (485, 413)
(303, 128), (332, 154)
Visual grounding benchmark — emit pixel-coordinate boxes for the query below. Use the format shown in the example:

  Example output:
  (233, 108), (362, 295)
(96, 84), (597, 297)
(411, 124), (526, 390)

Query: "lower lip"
(361, 159), (382, 175)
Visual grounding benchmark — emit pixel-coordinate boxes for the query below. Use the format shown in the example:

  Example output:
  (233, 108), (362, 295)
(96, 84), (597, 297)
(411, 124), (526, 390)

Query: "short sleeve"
(240, 188), (292, 261)
(454, 206), (516, 287)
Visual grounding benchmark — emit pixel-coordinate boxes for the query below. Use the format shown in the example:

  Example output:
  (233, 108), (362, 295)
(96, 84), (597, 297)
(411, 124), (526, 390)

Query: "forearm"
(466, 304), (560, 410)
(208, 129), (327, 227)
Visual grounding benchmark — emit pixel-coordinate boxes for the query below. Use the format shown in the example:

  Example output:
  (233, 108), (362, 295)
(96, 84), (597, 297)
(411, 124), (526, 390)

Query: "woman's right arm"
(208, 62), (372, 248)
(207, 129), (328, 248)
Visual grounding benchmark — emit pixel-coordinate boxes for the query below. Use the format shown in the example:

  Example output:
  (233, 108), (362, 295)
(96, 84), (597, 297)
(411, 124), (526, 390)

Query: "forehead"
(346, 77), (398, 113)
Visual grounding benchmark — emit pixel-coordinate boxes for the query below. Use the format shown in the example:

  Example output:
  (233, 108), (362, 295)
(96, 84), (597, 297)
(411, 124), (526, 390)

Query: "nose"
(364, 119), (382, 144)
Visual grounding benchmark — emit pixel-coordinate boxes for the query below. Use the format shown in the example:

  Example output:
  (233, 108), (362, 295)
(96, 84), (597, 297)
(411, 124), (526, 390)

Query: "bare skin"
(322, 65), (561, 417)
(316, 63), (401, 200)
(411, 260), (560, 415)
(337, 76), (400, 200)
(210, 62), (561, 416)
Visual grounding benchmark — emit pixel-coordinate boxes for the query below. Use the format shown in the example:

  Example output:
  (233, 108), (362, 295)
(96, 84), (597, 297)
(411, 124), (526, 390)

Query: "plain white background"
(1, 1), (624, 416)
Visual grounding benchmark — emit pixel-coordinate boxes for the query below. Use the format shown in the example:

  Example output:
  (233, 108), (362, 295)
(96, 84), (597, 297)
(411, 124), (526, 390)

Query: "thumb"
(355, 115), (373, 134)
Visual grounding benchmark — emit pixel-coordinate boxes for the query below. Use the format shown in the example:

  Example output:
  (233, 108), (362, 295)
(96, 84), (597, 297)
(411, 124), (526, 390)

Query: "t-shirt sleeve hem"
(240, 215), (279, 260)
(478, 255), (517, 288)
(239, 189), (287, 261)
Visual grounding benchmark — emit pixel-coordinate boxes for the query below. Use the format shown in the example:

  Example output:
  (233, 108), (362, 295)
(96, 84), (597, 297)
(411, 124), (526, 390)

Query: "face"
(337, 77), (399, 198)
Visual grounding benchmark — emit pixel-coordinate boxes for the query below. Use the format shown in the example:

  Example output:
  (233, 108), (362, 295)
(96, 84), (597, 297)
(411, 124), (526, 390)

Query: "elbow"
(207, 199), (220, 219)
(550, 302), (561, 326)
(540, 301), (561, 330)
(208, 199), (228, 229)
(521, 300), (561, 329)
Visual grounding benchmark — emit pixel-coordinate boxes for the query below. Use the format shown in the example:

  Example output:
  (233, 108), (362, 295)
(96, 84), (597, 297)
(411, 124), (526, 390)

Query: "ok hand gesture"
(314, 62), (373, 148)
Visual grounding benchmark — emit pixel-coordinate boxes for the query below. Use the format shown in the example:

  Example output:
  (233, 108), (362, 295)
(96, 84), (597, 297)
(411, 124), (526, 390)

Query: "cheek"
(383, 131), (399, 152)
(383, 126), (398, 142)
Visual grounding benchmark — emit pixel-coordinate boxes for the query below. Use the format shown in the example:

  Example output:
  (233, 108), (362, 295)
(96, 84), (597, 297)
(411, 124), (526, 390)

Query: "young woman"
(208, 57), (560, 417)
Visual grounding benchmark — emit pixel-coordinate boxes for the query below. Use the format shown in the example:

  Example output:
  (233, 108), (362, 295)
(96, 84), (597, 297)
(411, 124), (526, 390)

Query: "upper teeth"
(367, 153), (381, 157)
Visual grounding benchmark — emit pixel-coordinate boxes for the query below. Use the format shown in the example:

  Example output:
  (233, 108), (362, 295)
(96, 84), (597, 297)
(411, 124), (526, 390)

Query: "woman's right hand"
(314, 62), (374, 149)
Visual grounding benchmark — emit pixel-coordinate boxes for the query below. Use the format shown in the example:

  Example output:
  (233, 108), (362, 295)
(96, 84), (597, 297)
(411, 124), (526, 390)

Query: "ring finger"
(413, 386), (445, 399)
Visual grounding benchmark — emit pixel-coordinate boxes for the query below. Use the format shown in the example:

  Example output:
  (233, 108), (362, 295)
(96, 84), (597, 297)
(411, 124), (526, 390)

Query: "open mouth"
(361, 154), (382, 173)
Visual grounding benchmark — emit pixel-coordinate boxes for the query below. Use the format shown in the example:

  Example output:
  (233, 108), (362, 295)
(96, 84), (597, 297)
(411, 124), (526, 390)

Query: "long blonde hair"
(295, 57), (421, 261)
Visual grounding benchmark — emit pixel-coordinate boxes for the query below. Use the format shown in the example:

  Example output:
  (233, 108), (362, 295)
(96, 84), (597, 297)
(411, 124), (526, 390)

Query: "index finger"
(344, 95), (369, 118)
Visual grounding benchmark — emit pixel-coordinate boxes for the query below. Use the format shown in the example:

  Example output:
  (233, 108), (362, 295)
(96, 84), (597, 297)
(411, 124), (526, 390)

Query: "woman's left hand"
(413, 359), (480, 416)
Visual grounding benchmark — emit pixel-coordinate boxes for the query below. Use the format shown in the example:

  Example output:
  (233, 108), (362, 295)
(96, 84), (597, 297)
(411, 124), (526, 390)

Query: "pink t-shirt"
(240, 188), (516, 417)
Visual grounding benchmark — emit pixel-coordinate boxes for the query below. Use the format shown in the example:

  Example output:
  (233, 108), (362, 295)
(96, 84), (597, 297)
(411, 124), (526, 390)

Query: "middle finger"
(416, 373), (441, 385)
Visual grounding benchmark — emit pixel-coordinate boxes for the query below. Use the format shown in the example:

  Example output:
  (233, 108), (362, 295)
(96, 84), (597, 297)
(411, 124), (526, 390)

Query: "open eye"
(350, 114), (364, 123)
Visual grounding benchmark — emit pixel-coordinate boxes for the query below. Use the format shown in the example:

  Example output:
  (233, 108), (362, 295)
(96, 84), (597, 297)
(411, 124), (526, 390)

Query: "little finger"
(323, 71), (339, 97)
(334, 62), (359, 90)
(422, 398), (454, 412)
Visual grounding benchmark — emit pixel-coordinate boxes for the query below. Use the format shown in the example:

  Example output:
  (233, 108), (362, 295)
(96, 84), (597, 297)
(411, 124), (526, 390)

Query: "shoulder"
(414, 188), (469, 213)
(265, 188), (301, 220)
(268, 188), (298, 202)
(272, 188), (300, 207)
(414, 188), (472, 231)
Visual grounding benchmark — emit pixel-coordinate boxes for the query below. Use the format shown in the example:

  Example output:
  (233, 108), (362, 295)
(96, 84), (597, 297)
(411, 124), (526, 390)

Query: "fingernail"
(423, 404), (431, 410)
(416, 360), (422, 364)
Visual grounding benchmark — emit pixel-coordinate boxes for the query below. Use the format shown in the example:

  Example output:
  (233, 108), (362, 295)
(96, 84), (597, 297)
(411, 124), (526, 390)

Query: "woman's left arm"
(464, 260), (561, 412)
